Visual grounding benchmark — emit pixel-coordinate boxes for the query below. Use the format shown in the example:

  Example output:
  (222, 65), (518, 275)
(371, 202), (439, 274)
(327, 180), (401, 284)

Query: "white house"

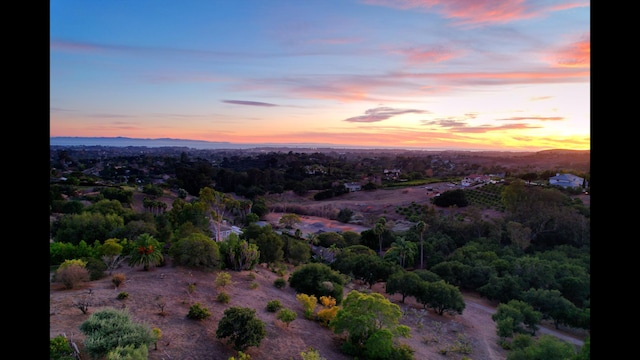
(460, 174), (492, 187)
(548, 173), (585, 189)
(344, 182), (362, 192)
(214, 222), (243, 241)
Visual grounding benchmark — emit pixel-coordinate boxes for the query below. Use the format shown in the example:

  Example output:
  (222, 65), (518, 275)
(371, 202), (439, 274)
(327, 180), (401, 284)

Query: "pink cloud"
(546, 36), (590, 68)
(361, 0), (588, 26)
(400, 46), (460, 64)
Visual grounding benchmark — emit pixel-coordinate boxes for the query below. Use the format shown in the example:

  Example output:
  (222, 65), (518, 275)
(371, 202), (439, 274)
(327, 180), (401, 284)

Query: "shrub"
(276, 308), (297, 328)
(273, 278), (286, 289)
(296, 293), (317, 320)
(266, 300), (282, 312)
(56, 264), (90, 289)
(316, 307), (339, 326)
(50, 334), (74, 360)
(106, 344), (148, 359)
(112, 273), (126, 288)
(187, 282), (196, 294)
(215, 271), (232, 287)
(300, 347), (327, 360)
(79, 308), (154, 359)
(82, 256), (108, 280)
(216, 307), (266, 351)
(187, 303), (211, 320)
(249, 281), (259, 289)
(217, 292), (231, 304)
(117, 292), (129, 300)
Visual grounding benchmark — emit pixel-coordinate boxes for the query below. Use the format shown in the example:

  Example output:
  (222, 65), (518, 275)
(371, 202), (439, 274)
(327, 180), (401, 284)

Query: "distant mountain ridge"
(49, 136), (378, 150)
(50, 136), (589, 154)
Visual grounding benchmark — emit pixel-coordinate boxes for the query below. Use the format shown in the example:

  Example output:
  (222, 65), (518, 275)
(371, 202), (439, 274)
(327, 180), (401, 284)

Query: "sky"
(50, 0), (590, 152)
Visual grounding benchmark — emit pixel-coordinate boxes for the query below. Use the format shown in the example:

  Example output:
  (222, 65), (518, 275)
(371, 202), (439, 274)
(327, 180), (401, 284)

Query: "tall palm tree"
(416, 220), (427, 269)
(374, 217), (387, 257)
(128, 233), (164, 271)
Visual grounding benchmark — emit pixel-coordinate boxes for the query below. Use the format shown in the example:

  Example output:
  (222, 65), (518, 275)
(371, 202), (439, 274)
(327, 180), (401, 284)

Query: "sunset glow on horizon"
(50, 1), (590, 152)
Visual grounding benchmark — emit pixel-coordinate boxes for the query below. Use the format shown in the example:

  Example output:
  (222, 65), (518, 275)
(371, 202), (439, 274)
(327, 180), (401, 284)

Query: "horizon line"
(50, 136), (590, 153)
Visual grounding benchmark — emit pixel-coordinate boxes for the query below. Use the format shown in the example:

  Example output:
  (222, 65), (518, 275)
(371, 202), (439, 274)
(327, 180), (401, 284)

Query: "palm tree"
(374, 217), (387, 257)
(384, 236), (417, 268)
(128, 233), (164, 271)
(416, 220), (427, 269)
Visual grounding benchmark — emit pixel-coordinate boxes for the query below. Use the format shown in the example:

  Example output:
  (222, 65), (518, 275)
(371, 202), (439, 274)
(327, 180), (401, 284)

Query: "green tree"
(54, 212), (124, 245)
(385, 270), (423, 303)
(330, 290), (410, 357)
(316, 231), (345, 248)
(383, 237), (417, 268)
(492, 299), (542, 337)
(279, 213), (302, 228)
(219, 234), (260, 270)
(289, 263), (346, 304)
(284, 237), (311, 266)
(128, 233), (164, 271)
(199, 187), (238, 241)
(169, 232), (222, 270)
(79, 308), (154, 359)
(521, 288), (577, 329)
(337, 208), (353, 223)
(478, 273), (525, 304)
(331, 253), (397, 289)
(100, 238), (125, 274)
(415, 280), (465, 316)
(254, 230), (284, 264)
(216, 307), (267, 351)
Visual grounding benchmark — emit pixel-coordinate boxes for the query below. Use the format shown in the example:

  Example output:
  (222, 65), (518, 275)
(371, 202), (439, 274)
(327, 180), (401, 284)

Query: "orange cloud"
(547, 37), (590, 68)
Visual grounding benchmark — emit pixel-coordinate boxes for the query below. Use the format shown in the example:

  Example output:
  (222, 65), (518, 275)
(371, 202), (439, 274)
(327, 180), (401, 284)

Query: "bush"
(50, 334), (74, 360)
(266, 300), (282, 312)
(56, 264), (90, 289)
(276, 308), (297, 327)
(79, 308), (154, 359)
(273, 278), (286, 289)
(216, 307), (266, 351)
(215, 271), (232, 287)
(217, 292), (231, 304)
(112, 273), (126, 288)
(117, 292), (129, 300)
(82, 256), (108, 280)
(106, 344), (148, 359)
(187, 303), (211, 320)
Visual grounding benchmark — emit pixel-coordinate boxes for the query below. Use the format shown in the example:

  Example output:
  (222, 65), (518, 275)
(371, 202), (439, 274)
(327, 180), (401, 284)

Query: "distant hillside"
(50, 136), (590, 154)
(50, 136), (242, 149)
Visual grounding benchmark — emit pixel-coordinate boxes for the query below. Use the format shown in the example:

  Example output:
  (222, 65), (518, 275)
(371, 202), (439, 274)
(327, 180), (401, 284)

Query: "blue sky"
(50, 0), (590, 151)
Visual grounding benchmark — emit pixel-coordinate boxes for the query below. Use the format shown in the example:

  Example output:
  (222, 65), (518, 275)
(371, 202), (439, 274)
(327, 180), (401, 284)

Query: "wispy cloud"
(496, 116), (564, 121)
(422, 116), (543, 133)
(360, 0), (588, 27)
(222, 100), (278, 107)
(344, 107), (429, 123)
(399, 46), (461, 64)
